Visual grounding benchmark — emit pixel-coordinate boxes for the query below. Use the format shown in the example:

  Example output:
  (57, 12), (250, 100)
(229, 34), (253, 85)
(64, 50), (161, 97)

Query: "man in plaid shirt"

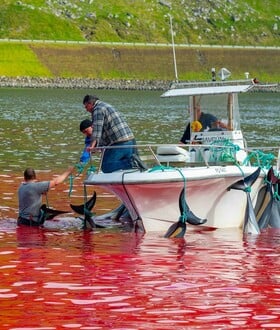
(82, 94), (136, 173)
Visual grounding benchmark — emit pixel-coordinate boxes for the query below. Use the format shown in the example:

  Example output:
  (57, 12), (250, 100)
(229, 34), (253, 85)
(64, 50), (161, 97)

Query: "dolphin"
(164, 219), (187, 238)
(164, 188), (207, 238)
(83, 214), (105, 229)
(40, 204), (68, 221)
(243, 192), (261, 234)
(256, 167), (280, 229)
(71, 193), (132, 229)
(69, 191), (105, 229)
(254, 182), (272, 229)
(70, 191), (96, 215)
(255, 167), (276, 229)
(254, 168), (274, 220)
(227, 167), (261, 235)
(268, 198), (280, 228)
(178, 188), (207, 226)
(93, 203), (129, 222)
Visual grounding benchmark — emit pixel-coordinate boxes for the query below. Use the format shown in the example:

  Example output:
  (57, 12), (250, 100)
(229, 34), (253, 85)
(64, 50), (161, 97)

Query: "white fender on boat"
(156, 145), (190, 163)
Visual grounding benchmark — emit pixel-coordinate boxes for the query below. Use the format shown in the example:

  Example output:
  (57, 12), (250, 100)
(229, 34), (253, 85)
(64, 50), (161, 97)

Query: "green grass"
(0, 42), (278, 82)
(0, 2), (83, 41)
(0, 1), (279, 81)
(0, 0), (279, 46)
(0, 43), (51, 76)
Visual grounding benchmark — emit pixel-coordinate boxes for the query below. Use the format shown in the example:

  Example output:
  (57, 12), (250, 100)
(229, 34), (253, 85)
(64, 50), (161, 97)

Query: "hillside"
(0, 0), (279, 84)
(1, 0), (279, 46)
(1, 41), (279, 83)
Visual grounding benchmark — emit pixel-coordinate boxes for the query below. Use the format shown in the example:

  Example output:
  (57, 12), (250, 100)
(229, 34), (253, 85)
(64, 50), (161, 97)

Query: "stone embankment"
(0, 76), (279, 92)
(0, 76), (170, 91)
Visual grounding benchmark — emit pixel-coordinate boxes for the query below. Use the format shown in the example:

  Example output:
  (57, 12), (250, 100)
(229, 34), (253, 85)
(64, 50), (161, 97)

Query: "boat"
(83, 78), (279, 236)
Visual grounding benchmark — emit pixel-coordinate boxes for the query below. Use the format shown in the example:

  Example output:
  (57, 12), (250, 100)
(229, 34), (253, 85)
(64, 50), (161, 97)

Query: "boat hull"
(84, 165), (265, 233)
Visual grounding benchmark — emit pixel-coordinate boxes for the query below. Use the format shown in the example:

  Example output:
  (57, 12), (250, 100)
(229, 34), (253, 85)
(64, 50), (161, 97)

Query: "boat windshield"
(188, 93), (241, 132)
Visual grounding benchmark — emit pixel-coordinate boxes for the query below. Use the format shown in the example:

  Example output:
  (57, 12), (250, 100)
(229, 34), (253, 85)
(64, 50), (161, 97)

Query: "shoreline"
(0, 76), (279, 92)
(0, 77), (171, 91)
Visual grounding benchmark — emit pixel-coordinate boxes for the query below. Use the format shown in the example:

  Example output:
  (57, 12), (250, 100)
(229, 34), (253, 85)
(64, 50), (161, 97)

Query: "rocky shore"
(0, 76), (279, 92)
(0, 76), (171, 91)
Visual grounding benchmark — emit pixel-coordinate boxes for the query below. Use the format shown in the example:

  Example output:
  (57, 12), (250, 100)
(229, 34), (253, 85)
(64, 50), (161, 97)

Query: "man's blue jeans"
(101, 140), (135, 173)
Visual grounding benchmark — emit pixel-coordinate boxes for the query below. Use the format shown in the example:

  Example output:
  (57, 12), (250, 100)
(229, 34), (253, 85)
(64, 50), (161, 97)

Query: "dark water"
(0, 88), (279, 329)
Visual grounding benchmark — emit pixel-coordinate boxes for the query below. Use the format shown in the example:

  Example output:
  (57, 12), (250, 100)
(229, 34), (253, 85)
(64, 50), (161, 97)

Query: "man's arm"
(49, 167), (74, 189)
(86, 139), (97, 152)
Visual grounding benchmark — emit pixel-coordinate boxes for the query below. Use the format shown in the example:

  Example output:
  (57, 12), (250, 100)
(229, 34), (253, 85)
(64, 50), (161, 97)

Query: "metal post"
(169, 14), (178, 83)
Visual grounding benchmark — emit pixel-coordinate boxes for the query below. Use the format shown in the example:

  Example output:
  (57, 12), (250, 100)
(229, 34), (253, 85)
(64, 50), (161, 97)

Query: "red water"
(1, 173), (280, 329)
(1, 224), (280, 329)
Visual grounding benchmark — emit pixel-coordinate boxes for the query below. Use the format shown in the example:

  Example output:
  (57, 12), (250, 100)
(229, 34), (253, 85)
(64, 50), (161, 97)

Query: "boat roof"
(161, 84), (254, 98)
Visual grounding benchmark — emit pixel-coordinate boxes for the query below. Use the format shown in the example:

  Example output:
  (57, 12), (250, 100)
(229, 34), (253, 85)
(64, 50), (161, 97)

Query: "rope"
(242, 150), (275, 169)
(209, 139), (239, 162)
(68, 163), (85, 197)
(68, 162), (97, 197)
(244, 187), (252, 193)
(209, 139), (275, 176)
(148, 164), (174, 172)
(87, 165), (97, 175)
(273, 181), (280, 201)
(273, 190), (280, 201)
(209, 139), (245, 177)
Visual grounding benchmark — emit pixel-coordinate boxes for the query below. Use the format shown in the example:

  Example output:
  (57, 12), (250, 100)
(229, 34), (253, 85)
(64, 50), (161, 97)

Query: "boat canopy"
(161, 84), (253, 98)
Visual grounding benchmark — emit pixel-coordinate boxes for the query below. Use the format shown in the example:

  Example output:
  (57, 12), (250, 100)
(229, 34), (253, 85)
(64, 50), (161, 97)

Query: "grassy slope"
(0, 1), (83, 40)
(0, 42), (278, 82)
(0, 43), (51, 76)
(1, 0), (279, 45)
(0, 0), (279, 81)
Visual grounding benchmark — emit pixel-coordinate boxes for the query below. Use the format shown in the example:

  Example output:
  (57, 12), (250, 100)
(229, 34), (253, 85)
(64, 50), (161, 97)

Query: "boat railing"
(89, 143), (279, 173)
(140, 143), (244, 167)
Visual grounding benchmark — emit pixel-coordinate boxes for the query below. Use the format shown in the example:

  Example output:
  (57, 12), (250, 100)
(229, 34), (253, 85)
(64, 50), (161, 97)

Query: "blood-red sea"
(1, 220), (280, 329)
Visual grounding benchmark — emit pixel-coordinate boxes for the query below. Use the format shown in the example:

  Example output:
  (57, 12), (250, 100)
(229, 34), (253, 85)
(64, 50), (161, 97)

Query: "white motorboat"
(84, 80), (279, 236)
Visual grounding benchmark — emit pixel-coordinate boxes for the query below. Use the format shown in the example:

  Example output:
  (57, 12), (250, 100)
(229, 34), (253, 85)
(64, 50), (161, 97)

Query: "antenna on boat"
(168, 14), (178, 83)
